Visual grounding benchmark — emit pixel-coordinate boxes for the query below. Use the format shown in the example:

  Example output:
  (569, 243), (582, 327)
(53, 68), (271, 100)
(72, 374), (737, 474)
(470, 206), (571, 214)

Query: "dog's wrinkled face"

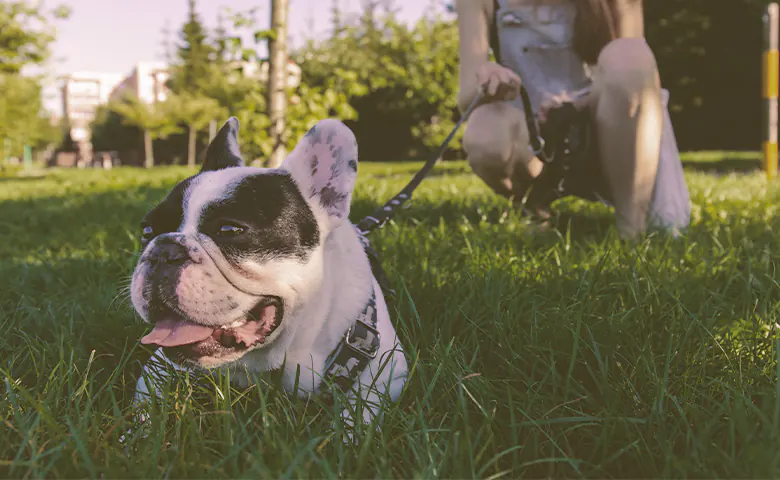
(130, 118), (359, 368)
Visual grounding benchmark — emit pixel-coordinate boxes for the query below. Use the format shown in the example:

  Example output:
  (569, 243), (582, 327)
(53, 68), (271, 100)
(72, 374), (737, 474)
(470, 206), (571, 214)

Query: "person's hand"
(538, 92), (568, 124)
(537, 87), (592, 124)
(476, 62), (522, 102)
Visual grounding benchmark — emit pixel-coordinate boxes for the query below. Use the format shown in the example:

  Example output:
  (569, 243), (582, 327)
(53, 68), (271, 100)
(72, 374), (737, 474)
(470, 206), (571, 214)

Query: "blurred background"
(0, 0), (772, 170)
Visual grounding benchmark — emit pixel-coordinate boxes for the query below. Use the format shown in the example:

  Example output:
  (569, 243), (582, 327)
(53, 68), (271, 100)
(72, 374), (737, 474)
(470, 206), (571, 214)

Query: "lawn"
(1, 154), (780, 478)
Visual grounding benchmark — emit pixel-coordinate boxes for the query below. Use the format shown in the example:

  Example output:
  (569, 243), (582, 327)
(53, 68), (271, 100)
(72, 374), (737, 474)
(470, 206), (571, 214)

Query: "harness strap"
(320, 284), (381, 394)
(315, 228), (395, 397)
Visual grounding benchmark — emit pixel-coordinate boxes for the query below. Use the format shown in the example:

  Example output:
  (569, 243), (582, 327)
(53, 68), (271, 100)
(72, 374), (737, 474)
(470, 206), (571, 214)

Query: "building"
(52, 59), (302, 164)
(239, 59), (302, 88)
(108, 61), (170, 104)
(108, 60), (301, 105)
(59, 71), (124, 148)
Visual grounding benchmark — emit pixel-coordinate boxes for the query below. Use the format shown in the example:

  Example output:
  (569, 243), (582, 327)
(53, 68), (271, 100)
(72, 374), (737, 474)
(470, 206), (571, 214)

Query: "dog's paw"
(334, 401), (384, 446)
(118, 403), (152, 459)
(120, 348), (176, 451)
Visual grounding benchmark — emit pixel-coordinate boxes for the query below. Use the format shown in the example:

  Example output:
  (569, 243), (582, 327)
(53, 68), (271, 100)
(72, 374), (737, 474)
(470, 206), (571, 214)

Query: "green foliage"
(90, 105), (141, 153)
(294, 8), (461, 161)
(645, 0), (768, 150)
(0, 0), (71, 74)
(93, 1), (450, 164)
(166, 0), (217, 96)
(0, 1), (69, 158)
(109, 96), (181, 141)
(0, 74), (59, 156)
(2, 158), (780, 477)
(166, 93), (225, 131)
(108, 96), (183, 167)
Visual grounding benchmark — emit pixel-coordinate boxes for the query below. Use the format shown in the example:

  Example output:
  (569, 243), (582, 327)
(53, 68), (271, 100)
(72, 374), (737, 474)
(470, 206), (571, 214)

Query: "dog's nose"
(147, 238), (190, 266)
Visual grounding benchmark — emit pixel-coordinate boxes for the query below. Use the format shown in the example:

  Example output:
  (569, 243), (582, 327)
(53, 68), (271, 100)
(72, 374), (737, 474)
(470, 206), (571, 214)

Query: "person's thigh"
(590, 37), (663, 238)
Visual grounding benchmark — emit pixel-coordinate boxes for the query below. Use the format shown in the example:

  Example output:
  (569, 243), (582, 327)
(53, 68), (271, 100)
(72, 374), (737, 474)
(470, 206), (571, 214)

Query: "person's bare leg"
(463, 101), (544, 203)
(591, 38), (663, 239)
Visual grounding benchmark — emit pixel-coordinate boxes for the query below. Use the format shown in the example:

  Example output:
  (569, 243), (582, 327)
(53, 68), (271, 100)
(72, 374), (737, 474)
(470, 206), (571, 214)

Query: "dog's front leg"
(121, 348), (189, 444)
(338, 343), (408, 443)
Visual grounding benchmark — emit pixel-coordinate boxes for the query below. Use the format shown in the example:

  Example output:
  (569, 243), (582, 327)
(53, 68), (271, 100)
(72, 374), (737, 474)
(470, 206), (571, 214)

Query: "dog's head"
(130, 118), (359, 368)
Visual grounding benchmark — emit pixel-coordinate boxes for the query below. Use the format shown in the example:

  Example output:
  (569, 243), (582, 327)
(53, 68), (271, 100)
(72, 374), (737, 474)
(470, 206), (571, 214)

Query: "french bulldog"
(128, 117), (409, 435)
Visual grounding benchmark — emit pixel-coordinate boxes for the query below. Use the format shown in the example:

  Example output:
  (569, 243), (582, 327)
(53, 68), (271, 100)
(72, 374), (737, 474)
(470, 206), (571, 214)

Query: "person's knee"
(463, 104), (516, 178)
(596, 38), (660, 100)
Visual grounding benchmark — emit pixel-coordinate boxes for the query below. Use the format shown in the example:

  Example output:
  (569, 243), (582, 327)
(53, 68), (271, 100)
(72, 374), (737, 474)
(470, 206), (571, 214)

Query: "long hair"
(572, 0), (624, 65)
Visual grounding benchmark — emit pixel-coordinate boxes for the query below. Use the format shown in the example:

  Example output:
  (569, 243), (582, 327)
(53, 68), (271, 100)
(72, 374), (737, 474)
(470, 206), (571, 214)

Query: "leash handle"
(356, 89), (485, 235)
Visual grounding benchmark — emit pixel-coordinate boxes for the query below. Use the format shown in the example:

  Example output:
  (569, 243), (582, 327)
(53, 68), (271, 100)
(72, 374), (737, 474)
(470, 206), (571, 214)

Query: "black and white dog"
(129, 118), (408, 431)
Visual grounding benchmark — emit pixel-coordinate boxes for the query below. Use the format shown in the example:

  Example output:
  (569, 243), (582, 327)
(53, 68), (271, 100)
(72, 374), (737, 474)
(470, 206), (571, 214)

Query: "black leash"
(324, 99), (486, 398)
(519, 86), (551, 165)
(355, 90), (485, 235)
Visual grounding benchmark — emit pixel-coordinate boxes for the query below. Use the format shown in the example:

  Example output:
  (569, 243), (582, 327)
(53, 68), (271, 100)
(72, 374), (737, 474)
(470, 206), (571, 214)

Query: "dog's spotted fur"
(129, 118), (408, 438)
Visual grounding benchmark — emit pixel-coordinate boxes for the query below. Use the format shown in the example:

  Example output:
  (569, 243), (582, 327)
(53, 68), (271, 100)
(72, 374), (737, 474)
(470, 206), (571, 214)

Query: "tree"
(0, 1), (70, 159)
(0, 1), (70, 74)
(167, 0), (216, 95)
(266, 0), (290, 168)
(0, 74), (59, 157)
(645, 0), (767, 150)
(167, 93), (225, 167)
(293, 6), (461, 161)
(330, 0), (343, 37)
(110, 96), (180, 168)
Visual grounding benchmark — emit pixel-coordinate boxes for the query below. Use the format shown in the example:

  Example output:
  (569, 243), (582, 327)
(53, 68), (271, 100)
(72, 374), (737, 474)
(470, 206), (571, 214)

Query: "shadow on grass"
(1, 180), (616, 260)
(0, 256), (152, 403)
(0, 175), (49, 183)
(0, 184), (173, 259)
(351, 195), (616, 244)
(365, 164), (472, 180)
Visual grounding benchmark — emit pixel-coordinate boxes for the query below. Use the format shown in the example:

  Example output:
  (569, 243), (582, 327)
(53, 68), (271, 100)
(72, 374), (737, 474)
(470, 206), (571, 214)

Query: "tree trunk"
(144, 130), (154, 168)
(267, 0), (289, 168)
(188, 124), (197, 168)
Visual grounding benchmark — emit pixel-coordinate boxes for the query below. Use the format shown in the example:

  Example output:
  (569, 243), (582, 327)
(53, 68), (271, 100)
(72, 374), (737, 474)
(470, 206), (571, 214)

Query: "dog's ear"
(201, 117), (244, 172)
(281, 119), (358, 223)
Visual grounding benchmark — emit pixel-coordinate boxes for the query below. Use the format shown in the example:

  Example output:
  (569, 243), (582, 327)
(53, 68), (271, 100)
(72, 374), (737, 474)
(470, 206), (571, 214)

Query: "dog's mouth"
(139, 297), (284, 355)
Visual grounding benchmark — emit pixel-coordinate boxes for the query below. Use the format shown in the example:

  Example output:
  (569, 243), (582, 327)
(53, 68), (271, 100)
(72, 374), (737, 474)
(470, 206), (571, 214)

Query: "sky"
(41, 0), (447, 113)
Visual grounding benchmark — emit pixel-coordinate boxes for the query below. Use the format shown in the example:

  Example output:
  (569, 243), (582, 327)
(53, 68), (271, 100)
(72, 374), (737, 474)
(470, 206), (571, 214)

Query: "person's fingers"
(501, 70), (521, 99)
(486, 74), (500, 97)
(476, 65), (523, 101)
(506, 69), (522, 86)
(508, 69), (523, 99)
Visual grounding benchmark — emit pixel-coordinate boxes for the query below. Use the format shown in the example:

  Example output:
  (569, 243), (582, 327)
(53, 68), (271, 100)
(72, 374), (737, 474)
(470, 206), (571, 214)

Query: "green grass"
(1, 153), (780, 478)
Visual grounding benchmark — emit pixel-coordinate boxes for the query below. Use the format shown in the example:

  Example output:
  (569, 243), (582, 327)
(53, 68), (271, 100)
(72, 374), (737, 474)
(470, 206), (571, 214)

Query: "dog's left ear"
(201, 117), (244, 172)
(281, 119), (358, 223)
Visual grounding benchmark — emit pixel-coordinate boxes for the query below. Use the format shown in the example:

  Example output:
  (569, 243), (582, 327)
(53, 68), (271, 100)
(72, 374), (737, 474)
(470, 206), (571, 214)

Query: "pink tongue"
(141, 318), (216, 347)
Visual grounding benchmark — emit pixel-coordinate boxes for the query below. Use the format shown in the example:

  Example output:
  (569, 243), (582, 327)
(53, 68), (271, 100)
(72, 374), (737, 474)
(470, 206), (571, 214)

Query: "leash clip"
(358, 216), (384, 235)
(529, 136), (546, 157)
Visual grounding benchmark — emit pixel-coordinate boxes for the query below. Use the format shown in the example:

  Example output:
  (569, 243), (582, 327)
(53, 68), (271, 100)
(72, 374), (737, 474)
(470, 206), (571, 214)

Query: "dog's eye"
(141, 225), (154, 240)
(218, 224), (245, 236)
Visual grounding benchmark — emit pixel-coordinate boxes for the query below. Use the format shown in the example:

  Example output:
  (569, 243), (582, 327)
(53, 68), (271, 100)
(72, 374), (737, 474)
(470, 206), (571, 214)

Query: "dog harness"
(317, 227), (397, 394)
